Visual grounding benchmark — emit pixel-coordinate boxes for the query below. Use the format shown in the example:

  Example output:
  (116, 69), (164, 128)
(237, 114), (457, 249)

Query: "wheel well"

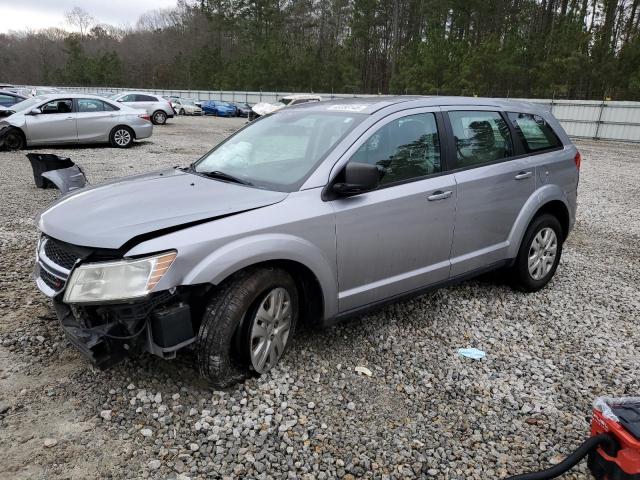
(4, 126), (26, 144)
(110, 125), (135, 139)
(228, 260), (324, 327)
(535, 200), (570, 240)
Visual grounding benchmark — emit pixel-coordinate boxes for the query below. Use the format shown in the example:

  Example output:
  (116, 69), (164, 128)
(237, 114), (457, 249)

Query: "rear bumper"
(133, 123), (153, 140)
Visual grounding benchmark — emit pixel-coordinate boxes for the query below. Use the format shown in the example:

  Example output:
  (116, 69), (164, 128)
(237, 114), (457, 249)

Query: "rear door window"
(135, 94), (157, 102)
(508, 112), (562, 153)
(448, 111), (514, 168)
(77, 98), (108, 112)
(349, 112), (441, 186)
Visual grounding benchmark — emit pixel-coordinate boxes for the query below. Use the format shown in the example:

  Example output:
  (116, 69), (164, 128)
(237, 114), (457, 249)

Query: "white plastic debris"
(457, 348), (486, 360)
(355, 366), (373, 377)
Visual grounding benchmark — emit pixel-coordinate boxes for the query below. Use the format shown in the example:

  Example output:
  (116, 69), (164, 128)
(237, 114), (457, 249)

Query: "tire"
(3, 128), (25, 150)
(109, 126), (134, 148)
(511, 213), (563, 292)
(196, 267), (298, 387)
(152, 110), (167, 125)
(179, 108), (185, 116)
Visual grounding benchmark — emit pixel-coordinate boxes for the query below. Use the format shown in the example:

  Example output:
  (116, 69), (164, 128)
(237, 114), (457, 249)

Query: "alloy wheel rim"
(249, 287), (292, 374)
(114, 129), (131, 146)
(528, 227), (558, 280)
(155, 112), (166, 123)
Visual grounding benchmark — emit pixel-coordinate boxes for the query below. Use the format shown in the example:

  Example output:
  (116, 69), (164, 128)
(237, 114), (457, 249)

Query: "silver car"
(33, 97), (579, 386)
(0, 94), (153, 149)
(109, 92), (174, 125)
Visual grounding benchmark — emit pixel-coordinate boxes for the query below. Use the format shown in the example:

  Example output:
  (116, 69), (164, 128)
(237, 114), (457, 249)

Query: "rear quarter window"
(508, 112), (562, 153)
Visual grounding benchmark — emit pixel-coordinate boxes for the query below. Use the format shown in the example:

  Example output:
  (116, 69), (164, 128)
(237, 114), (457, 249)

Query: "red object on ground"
(589, 399), (640, 479)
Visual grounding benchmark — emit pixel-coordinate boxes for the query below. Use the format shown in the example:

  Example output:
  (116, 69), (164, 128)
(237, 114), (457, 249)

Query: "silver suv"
(34, 97), (579, 386)
(109, 92), (174, 125)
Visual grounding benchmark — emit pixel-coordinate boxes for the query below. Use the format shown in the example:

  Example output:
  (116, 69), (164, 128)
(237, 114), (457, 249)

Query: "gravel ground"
(0, 116), (639, 479)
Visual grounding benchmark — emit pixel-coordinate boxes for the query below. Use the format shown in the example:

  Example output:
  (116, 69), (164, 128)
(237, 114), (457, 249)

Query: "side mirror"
(333, 162), (379, 196)
(30, 108), (42, 115)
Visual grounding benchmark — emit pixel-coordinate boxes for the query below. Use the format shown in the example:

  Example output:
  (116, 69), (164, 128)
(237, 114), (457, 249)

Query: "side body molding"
(183, 233), (339, 319)
(505, 183), (572, 259)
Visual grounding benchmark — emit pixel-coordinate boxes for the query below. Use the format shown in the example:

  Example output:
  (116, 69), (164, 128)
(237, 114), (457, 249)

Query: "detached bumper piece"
(26, 153), (87, 193)
(52, 292), (196, 370)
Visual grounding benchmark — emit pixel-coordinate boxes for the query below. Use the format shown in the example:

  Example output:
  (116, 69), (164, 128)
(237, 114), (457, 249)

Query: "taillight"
(139, 114), (151, 122)
(574, 151), (581, 170)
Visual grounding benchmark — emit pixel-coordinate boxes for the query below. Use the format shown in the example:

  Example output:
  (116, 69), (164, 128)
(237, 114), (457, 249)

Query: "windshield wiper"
(199, 170), (253, 186)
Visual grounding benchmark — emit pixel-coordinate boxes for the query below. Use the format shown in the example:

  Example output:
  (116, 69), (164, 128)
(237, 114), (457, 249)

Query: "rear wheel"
(109, 126), (134, 148)
(179, 108), (185, 115)
(152, 110), (167, 125)
(3, 128), (25, 150)
(511, 214), (563, 292)
(196, 268), (298, 386)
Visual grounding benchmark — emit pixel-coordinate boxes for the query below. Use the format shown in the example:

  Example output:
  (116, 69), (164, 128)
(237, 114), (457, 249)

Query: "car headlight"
(63, 251), (177, 304)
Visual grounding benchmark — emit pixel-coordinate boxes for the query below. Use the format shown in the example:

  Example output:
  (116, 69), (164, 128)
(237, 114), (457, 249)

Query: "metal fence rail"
(51, 86), (640, 142)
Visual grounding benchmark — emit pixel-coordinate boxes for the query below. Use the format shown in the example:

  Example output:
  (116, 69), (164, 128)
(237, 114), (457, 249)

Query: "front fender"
(183, 233), (339, 318)
(506, 184), (570, 259)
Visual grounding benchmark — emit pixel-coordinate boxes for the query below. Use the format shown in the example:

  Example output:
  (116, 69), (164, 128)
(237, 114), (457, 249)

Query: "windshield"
(11, 96), (45, 112)
(193, 110), (365, 191)
(108, 93), (120, 100)
(279, 98), (293, 106)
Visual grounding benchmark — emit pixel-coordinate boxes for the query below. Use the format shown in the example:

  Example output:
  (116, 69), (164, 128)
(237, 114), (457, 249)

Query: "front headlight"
(63, 251), (176, 304)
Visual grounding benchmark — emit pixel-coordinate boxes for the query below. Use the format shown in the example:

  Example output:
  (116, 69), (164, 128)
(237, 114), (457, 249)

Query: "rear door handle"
(66, 116), (74, 120)
(515, 171), (532, 180)
(427, 190), (453, 201)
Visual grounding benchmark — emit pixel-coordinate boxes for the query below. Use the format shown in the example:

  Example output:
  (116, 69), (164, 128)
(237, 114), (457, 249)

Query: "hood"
(252, 102), (283, 116)
(38, 168), (288, 249)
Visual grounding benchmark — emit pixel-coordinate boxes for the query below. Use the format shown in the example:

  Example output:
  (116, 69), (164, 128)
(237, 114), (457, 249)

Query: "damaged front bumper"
(34, 235), (197, 369)
(51, 293), (196, 369)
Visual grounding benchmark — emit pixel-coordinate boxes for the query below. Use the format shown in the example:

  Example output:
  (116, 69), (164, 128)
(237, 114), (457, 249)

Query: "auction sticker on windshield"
(327, 104), (368, 112)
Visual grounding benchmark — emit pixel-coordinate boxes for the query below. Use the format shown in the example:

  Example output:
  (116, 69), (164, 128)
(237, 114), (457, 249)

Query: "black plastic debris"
(26, 153), (88, 194)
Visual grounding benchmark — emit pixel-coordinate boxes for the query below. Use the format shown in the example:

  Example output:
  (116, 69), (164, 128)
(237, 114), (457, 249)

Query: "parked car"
(173, 98), (203, 116)
(109, 92), (174, 125)
(0, 93), (152, 149)
(201, 100), (237, 117)
(250, 94), (322, 120)
(0, 89), (27, 108)
(33, 96), (579, 385)
(230, 102), (252, 117)
(29, 87), (65, 96)
(0, 90), (27, 109)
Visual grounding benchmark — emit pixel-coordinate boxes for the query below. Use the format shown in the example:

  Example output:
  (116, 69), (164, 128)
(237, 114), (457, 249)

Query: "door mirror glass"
(333, 162), (379, 196)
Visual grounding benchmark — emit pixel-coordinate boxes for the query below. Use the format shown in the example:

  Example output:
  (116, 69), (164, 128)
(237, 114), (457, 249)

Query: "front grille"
(43, 238), (79, 270)
(40, 267), (65, 291)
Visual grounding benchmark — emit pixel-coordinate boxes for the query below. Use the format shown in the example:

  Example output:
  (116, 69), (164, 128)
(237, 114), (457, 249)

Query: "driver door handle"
(427, 190), (453, 201)
(515, 171), (533, 180)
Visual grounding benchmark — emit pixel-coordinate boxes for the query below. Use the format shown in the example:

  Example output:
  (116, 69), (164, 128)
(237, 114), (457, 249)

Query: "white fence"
(55, 86), (640, 142)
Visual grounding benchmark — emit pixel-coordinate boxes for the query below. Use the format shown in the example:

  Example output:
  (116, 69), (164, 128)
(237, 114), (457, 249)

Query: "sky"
(0, 0), (178, 34)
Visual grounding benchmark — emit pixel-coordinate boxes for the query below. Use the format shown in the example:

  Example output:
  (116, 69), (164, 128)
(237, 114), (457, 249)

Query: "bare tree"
(65, 7), (94, 37)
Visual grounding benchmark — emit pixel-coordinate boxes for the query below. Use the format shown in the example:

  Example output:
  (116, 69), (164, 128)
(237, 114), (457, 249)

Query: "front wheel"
(179, 108), (185, 115)
(511, 214), (563, 292)
(2, 128), (25, 150)
(152, 110), (167, 125)
(196, 268), (298, 386)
